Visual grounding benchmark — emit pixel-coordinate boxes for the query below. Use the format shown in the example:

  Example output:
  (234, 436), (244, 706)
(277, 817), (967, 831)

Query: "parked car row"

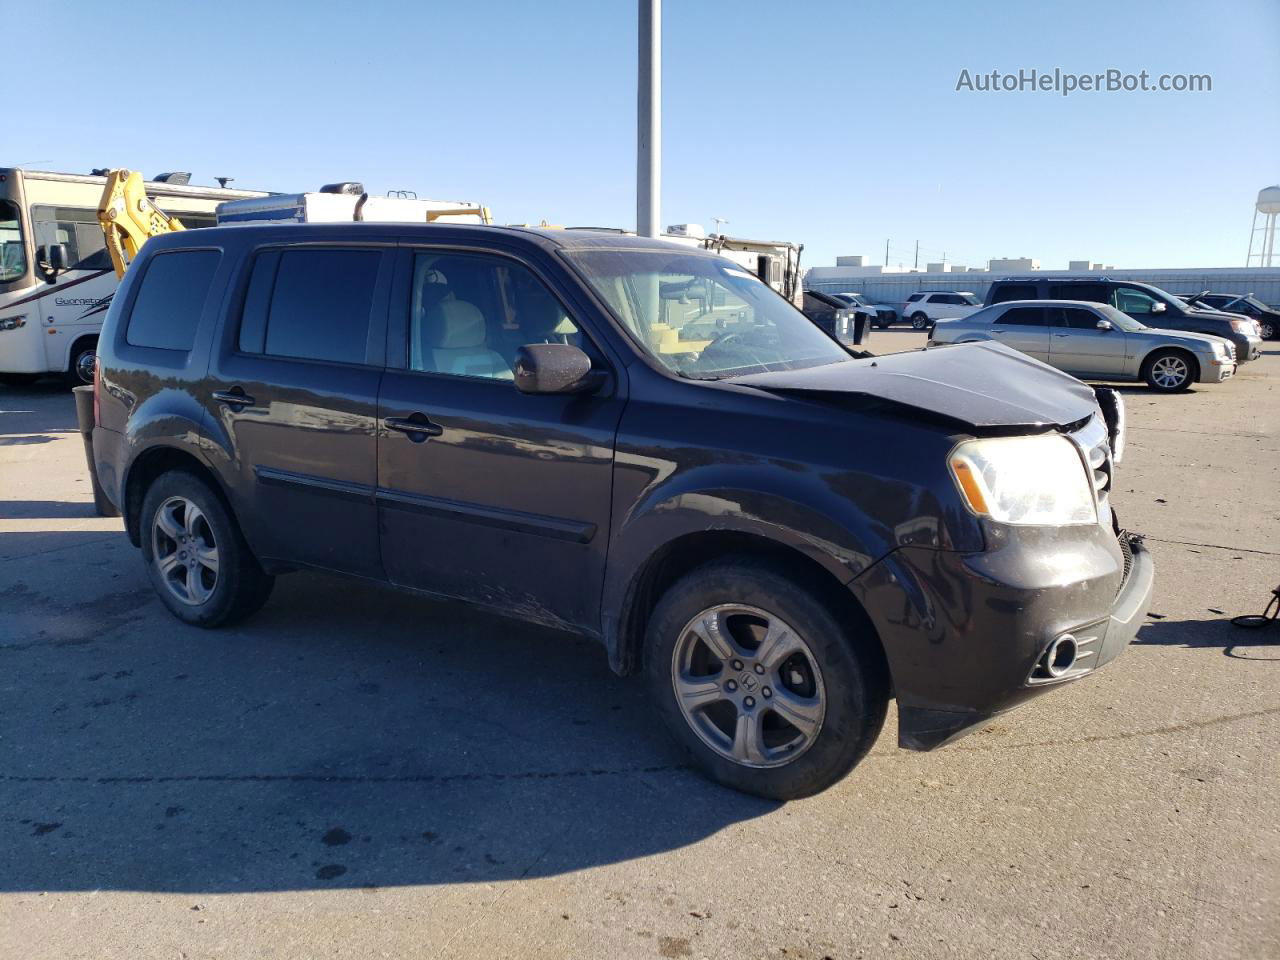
(986, 277), (1263, 363)
(928, 300), (1235, 392)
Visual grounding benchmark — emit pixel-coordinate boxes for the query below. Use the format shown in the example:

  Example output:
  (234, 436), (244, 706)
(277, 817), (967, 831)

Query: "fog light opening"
(1044, 635), (1078, 678)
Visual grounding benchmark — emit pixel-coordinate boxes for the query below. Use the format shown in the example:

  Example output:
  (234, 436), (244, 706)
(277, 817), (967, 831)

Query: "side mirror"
(513, 343), (604, 395)
(1096, 319), (1113, 331)
(1151, 301), (1167, 314)
(39, 243), (69, 283)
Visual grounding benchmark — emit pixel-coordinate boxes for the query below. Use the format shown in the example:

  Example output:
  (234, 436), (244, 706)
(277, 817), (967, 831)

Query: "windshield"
(566, 249), (851, 379)
(1098, 304), (1147, 332)
(959, 293), (981, 305)
(844, 293), (869, 306)
(1239, 296), (1268, 311)
(0, 200), (26, 283)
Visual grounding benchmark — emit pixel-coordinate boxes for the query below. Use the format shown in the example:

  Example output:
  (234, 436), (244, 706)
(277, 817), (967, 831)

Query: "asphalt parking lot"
(2, 330), (1277, 960)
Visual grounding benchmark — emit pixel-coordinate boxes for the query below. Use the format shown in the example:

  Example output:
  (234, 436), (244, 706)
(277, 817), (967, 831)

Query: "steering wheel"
(704, 329), (744, 353)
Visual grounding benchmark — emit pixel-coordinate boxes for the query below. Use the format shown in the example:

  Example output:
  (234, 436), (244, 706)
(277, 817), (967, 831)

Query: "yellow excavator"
(97, 169), (186, 279)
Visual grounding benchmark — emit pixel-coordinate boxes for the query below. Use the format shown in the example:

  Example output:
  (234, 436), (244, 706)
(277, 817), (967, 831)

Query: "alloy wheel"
(1151, 355), (1190, 389)
(1261, 320), (1275, 340)
(75, 350), (96, 384)
(151, 496), (220, 605)
(670, 604), (826, 768)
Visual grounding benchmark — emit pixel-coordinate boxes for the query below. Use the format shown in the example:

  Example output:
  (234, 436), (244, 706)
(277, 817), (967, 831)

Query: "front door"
(376, 247), (625, 632)
(988, 305), (1051, 362)
(205, 243), (393, 578)
(1047, 306), (1127, 377)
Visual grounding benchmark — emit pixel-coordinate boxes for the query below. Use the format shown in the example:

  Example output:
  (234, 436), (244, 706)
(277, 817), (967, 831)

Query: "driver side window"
(408, 252), (583, 380)
(1113, 287), (1156, 314)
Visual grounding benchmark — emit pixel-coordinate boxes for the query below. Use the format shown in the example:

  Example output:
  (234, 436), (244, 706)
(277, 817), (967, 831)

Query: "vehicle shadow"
(1135, 616), (1280, 659)
(1, 550), (779, 894)
(0, 499), (102, 520)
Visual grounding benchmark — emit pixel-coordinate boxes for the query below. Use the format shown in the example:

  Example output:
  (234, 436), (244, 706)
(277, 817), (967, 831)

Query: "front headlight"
(949, 434), (1096, 526)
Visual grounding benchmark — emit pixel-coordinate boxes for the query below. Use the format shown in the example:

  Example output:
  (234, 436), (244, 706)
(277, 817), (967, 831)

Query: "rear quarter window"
(125, 249), (221, 351)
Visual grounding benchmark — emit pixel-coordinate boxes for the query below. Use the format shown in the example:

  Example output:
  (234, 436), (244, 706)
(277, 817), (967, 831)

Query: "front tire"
(1142, 348), (1196, 392)
(645, 557), (888, 800)
(67, 339), (97, 385)
(1260, 318), (1276, 340)
(140, 470), (274, 627)
(910, 313), (929, 330)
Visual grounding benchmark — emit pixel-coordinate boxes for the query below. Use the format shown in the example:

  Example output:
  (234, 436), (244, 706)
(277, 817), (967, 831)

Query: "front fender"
(600, 463), (937, 674)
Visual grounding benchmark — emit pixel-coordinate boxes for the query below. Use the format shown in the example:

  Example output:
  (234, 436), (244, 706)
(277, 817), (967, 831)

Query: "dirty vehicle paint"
(85, 224), (1153, 798)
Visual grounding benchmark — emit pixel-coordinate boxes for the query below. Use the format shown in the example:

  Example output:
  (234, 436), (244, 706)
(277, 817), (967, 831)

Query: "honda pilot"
(85, 224), (1154, 799)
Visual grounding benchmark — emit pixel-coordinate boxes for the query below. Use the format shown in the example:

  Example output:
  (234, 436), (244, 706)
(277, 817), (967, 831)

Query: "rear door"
(205, 242), (393, 578)
(376, 245), (625, 632)
(1048, 306), (1126, 377)
(987, 306), (1051, 361)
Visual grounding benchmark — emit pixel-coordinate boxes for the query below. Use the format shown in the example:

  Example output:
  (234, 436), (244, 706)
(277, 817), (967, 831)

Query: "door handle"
(1053, 333), (1070, 337)
(212, 388), (255, 408)
(384, 415), (443, 442)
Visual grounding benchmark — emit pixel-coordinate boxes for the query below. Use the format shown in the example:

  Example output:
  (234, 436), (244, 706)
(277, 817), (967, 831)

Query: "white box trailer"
(216, 185), (490, 226)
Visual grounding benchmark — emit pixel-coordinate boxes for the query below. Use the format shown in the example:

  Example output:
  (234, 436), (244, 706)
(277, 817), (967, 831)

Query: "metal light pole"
(637, 0), (661, 237)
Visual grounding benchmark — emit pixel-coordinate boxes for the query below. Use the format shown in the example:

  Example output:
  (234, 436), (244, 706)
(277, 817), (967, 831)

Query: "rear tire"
(140, 470), (274, 627)
(67, 339), (98, 386)
(1142, 348), (1196, 392)
(645, 556), (888, 800)
(910, 313), (929, 330)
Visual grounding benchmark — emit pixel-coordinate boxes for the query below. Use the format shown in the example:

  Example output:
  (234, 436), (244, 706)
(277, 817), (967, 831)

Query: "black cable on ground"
(1231, 585), (1280, 630)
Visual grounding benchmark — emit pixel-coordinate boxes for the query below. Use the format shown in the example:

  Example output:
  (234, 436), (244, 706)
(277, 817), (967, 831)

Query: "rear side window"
(999, 307), (1047, 326)
(1048, 283), (1108, 303)
(990, 283), (1038, 304)
(906, 293), (923, 302)
(125, 249), (221, 351)
(239, 248), (382, 364)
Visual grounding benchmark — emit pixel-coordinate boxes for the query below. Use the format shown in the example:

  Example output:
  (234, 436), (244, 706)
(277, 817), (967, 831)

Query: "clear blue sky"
(12, 0), (1279, 270)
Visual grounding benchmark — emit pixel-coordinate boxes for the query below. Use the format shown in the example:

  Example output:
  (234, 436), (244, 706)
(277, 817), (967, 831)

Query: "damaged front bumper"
(849, 527), (1154, 751)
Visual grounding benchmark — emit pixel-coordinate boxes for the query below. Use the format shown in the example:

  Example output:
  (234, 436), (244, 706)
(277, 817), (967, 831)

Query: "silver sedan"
(928, 300), (1236, 392)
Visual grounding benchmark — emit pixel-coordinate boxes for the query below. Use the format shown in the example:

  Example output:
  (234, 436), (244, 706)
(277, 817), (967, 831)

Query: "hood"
(1171, 307), (1237, 324)
(732, 341), (1098, 430)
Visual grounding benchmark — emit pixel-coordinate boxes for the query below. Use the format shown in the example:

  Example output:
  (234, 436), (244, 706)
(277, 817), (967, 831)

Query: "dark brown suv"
(82, 223), (1152, 799)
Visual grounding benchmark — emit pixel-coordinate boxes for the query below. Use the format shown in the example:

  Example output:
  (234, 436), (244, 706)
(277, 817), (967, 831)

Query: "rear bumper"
(850, 528), (1153, 751)
(72, 385), (120, 517)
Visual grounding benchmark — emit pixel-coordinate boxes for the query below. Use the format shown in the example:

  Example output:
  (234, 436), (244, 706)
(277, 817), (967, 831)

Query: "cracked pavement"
(1, 330), (1277, 959)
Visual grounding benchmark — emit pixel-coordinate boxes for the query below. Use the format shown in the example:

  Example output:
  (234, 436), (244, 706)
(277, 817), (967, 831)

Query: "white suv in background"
(901, 291), (983, 329)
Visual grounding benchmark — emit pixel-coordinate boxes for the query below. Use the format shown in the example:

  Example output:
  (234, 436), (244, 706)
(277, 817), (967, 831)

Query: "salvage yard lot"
(2, 331), (1277, 960)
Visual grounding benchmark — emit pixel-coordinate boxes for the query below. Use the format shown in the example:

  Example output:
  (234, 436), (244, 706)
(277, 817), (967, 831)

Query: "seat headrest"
(425, 300), (486, 349)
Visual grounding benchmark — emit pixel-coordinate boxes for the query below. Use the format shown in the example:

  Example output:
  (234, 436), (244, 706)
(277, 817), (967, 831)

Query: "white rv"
(0, 168), (266, 384)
